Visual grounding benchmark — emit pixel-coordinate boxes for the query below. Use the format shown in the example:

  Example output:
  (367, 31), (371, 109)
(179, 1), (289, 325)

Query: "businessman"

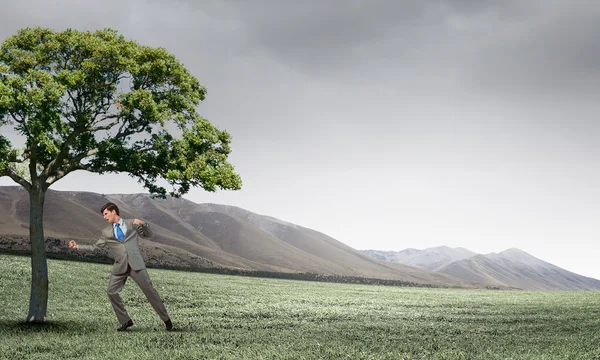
(69, 202), (173, 332)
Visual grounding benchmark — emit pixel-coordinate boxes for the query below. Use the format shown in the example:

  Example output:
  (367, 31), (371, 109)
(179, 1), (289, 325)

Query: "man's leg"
(107, 270), (131, 325)
(129, 268), (170, 322)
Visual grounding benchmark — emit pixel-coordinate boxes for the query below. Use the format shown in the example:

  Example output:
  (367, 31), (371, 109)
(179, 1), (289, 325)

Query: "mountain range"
(360, 247), (600, 290)
(0, 186), (598, 290)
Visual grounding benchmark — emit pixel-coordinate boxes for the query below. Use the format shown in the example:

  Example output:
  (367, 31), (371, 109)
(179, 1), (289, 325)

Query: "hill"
(0, 186), (468, 288)
(438, 248), (600, 290)
(362, 246), (477, 271)
(360, 246), (600, 290)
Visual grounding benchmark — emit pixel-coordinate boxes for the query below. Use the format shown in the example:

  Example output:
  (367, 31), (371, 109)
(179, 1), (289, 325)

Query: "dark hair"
(100, 203), (120, 215)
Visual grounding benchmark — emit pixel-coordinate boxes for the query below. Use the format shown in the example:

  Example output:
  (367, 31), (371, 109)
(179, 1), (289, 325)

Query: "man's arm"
(69, 237), (107, 251)
(133, 219), (153, 238)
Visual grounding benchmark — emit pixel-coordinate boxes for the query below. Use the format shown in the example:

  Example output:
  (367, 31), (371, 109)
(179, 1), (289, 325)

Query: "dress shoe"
(164, 318), (173, 331)
(116, 319), (134, 332)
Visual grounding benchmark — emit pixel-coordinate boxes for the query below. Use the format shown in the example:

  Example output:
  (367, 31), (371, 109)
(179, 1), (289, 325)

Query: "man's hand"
(68, 240), (78, 249)
(133, 219), (145, 226)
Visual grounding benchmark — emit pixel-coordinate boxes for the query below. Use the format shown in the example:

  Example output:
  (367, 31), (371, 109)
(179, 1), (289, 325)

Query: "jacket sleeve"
(136, 223), (153, 238)
(77, 235), (108, 251)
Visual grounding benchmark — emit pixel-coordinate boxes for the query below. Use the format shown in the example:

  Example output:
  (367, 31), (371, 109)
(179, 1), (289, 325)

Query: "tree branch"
(1, 167), (31, 191)
(90, 95), (113, 118)
(67, 148), (99, 166)
(76, 164), (118, 175)
(66, 89), (81, 115)
(44, 163), (85, 187)
(90, 115), (120, 131)
(45, 148), (100, 185)
(40, 121), (88, 181)
(8, 110), (25, 124)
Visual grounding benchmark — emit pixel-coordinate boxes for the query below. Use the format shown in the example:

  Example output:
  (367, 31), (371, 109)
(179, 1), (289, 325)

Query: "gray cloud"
(229, 1), (524, 72)
(208, 0), (600, 102)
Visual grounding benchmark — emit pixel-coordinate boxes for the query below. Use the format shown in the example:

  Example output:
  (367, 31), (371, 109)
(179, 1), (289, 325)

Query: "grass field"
(1, 254), (599, 359)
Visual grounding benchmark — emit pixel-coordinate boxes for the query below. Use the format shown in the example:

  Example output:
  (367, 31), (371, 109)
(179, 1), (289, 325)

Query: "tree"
(0, 27), (242, 324)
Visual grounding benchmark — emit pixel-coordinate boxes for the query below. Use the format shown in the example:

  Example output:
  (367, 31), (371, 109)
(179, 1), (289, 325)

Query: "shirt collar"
(113, 218), (124, 228)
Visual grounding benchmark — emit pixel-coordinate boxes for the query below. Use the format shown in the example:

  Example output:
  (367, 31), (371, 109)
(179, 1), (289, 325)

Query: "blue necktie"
(115, 223), (125, 242)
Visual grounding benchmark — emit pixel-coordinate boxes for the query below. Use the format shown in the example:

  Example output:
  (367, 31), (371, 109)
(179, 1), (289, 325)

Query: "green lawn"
(1, 254), (599, 359)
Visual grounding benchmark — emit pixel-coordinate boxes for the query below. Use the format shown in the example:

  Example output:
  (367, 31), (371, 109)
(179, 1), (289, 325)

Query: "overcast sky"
(2, 0), (600, 279)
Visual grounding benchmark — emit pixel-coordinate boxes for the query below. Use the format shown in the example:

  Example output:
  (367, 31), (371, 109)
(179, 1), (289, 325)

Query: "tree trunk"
(26, 185), (48, 324)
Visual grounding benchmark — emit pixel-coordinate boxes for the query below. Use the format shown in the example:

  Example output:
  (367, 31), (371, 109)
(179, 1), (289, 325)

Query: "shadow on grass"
(0, 319), (97, 333)
(0, 319), (194, 334)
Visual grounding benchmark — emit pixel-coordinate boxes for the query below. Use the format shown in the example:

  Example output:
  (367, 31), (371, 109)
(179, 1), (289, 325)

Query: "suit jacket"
(78, 219), (152, 275)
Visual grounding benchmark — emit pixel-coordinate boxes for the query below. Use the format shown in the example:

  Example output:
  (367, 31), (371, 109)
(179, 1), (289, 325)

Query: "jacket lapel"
(105, 225), (118, 241)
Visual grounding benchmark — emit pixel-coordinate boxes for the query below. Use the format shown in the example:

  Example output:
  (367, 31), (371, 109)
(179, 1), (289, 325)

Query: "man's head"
(100, 203), (120, 224)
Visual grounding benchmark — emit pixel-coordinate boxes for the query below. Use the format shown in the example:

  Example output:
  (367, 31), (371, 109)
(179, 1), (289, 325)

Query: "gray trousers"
(107, 265), (170, 324)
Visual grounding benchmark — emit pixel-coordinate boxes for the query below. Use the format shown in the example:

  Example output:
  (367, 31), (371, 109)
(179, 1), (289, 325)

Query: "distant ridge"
(360, 247), (600, 290)
(362, 246), (476, 271)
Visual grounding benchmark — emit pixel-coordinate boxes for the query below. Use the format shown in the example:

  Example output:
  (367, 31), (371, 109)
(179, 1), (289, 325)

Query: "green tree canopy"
(0, 27), (241, 196)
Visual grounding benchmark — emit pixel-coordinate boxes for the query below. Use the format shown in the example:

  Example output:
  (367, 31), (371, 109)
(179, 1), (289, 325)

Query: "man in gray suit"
(69, 202), (173, 332)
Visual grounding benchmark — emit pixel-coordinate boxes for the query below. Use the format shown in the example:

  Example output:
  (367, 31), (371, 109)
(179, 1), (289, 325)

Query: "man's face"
(102, 209), (119, 224)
